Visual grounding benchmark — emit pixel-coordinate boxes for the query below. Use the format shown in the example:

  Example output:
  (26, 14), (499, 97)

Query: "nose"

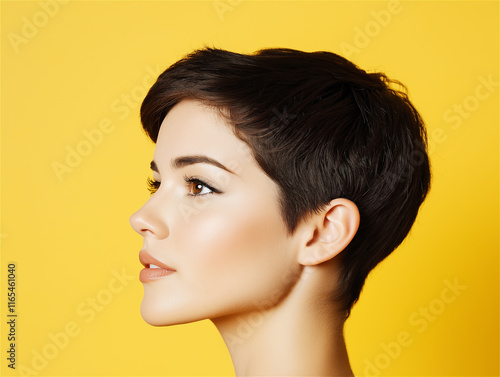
(129, 197), (169, 240)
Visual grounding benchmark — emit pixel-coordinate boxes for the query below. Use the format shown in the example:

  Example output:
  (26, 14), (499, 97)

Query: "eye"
(146, 176), (221, 197)
(184, 176), (221, 197)
(187, 181), (212, 196)
(146, 177), (160, 195)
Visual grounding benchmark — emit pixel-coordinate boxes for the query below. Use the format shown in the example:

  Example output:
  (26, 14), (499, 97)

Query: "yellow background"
(1, 1), (498, 376)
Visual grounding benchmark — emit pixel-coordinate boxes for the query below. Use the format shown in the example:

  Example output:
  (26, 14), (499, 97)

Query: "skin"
(129, 99), (359, 376)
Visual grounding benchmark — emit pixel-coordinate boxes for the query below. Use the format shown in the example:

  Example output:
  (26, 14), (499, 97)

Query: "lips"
(139, 250), (176, 283)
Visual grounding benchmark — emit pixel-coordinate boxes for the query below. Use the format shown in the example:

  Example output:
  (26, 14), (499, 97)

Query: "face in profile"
(129, 99), (304, 326)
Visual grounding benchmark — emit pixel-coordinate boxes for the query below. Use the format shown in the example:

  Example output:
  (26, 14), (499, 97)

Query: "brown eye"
(184, 176), (220, 197)
(189, 182), (205, 195)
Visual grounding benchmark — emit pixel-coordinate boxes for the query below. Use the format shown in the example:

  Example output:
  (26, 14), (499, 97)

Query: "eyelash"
(146, 177), (160, 195)
(146, 176), (221, 197)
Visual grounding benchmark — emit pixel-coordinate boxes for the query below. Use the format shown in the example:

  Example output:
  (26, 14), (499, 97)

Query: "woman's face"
(129, 99), (303, 326)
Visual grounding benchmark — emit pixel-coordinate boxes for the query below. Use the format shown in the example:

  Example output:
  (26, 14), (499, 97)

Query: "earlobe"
(298, 199), (360, 266)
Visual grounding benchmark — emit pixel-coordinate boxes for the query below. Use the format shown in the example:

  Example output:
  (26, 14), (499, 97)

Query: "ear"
(297, 198), (360, 266)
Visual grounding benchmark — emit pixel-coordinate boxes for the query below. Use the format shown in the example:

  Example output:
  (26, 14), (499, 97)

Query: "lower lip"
(139, 268), (175, 283)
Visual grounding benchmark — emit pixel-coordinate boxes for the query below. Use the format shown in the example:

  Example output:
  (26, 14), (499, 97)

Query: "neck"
(211, 264), (354, 376)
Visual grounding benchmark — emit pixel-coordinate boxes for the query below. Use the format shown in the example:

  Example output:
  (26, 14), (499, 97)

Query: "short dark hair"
(140, 47), (431, 316)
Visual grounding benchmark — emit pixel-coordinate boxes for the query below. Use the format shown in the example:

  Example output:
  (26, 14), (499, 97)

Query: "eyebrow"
(150, 155), (236, 175)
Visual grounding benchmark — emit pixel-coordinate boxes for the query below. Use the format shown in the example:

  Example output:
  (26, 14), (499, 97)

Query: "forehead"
(153, 99), (253, 168)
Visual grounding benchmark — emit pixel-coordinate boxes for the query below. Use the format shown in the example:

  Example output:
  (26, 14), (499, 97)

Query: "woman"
(129, 47), (431, 376)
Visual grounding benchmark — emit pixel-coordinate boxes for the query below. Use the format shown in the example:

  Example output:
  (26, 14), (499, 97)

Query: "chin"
(140, 293), (180, 326)
(140, 294), (208, 327)
(140, 299), (168, 326)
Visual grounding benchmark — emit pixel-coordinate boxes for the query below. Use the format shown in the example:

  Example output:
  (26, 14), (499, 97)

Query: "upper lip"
(139, 250), (176, 271)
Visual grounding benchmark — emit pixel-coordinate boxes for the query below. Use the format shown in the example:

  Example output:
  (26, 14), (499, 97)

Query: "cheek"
(173, 198), (298, 309)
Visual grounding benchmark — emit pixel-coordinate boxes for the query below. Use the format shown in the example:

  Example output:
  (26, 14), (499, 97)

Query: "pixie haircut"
(140, 47), (431, 316)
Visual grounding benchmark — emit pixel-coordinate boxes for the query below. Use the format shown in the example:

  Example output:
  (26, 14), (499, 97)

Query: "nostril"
(129, 210), (146, 234)
(128, 200), (169, 240)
